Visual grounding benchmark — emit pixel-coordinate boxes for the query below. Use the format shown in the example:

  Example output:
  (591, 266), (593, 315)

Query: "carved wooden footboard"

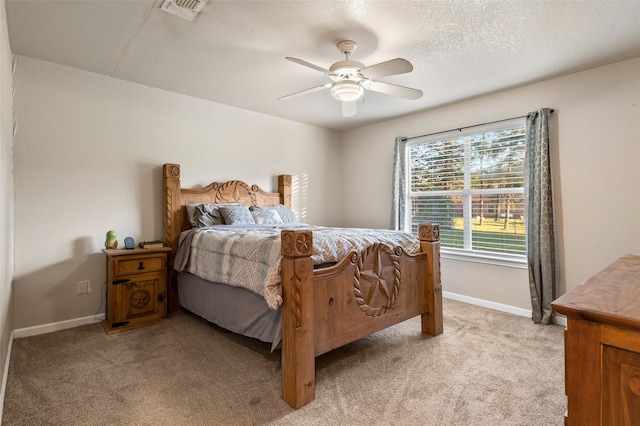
(280, 225), (442, 409)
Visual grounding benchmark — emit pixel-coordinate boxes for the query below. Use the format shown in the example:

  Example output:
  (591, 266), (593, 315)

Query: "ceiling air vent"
(160, 0), (208, 21)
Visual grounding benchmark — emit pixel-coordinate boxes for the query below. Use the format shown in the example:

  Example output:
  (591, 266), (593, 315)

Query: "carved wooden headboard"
(162, 163), (292, 311)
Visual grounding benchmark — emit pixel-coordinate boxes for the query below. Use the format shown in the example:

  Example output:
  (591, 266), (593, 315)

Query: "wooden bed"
(162, 163), (443, 409)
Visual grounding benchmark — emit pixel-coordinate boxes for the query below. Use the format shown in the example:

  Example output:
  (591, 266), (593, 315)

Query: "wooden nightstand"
(102, 247), (171, 334)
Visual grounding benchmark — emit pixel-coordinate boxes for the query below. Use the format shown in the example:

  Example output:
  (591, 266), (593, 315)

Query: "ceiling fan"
(279, 40), (423, 117)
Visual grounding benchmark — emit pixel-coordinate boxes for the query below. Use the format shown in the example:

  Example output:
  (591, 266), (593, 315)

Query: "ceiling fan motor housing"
(329, 60), (365, 81)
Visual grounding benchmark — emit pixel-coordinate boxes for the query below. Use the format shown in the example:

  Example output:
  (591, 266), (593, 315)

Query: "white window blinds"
(408, 120), (526, 257)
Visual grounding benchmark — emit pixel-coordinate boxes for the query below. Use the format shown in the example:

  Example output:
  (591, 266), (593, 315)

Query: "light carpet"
(3, 299), (566, 425)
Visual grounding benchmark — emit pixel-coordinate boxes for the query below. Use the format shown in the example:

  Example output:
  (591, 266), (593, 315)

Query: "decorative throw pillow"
(219, 205), (255, 225)
(186, 204), (235, 227)
(251, 208), (283, 225)
(250, 205), (297, 223)
(185, 204), (200, 227)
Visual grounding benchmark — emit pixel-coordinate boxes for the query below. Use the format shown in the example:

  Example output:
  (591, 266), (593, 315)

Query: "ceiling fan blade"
(342, 100), (357, 117)
(364, 80), (423, 100)
(278, 83), (331, 100)
(359, 58), (413, 79)
(285, 57), (332, 75)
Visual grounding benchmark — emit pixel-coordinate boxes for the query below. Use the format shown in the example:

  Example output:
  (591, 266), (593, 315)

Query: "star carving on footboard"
(281, 230), (311, 257)
(354, 243), (401, 317)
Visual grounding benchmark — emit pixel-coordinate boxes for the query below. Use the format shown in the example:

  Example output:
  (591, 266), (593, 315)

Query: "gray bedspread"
(174, 224), (420, 310)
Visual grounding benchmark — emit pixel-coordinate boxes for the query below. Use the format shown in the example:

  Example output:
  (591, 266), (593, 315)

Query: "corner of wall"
(0, 0), (17, 416)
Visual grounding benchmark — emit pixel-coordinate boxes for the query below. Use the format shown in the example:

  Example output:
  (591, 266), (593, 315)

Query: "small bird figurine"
(105, 230), (118, 249)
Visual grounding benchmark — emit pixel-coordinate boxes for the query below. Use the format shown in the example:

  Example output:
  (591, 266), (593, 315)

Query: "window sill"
(441, 249), (527, 269)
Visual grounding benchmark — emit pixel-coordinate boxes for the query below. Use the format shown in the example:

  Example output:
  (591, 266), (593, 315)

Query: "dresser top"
(552, 255), (640, 329)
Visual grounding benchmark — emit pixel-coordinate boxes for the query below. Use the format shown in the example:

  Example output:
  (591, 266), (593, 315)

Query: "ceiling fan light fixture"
(330, 80), (364, 101)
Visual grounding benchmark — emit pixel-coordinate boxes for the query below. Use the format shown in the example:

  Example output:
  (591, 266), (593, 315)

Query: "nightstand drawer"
(114, 255), (165, 276)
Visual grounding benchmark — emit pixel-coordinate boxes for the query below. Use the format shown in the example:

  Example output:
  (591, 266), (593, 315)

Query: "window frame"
(404, 118), (527, 269)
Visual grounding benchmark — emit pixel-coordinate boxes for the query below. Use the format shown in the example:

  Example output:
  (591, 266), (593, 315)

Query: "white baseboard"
(443, 291), (567, 327)
(0, 330), (15, 425)
(13, 314), (105, 339)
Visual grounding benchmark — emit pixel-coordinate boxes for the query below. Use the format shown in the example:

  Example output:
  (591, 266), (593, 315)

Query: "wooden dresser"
(552, 255), (640, 426)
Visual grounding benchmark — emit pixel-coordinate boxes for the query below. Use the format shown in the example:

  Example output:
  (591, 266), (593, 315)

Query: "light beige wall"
(0, 0), (15, 395)
(341, 58), (640, 312)
(12, 56), (342, 329)
(11, 53), (640, 329)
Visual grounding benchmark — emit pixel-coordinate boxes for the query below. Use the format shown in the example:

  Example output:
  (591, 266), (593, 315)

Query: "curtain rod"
(404, 109), (554, 141)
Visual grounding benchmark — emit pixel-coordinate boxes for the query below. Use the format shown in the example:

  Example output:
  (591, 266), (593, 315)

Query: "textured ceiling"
(6, 0), (640, 131)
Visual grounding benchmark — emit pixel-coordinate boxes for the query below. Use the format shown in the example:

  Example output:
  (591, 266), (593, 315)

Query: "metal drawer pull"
(137, 261), (145, 270)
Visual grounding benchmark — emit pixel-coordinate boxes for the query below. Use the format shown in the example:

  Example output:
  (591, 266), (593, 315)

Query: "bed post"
(278, 174), (292, 208)
(163, 163), (182, 312)
(280, 229), (315, 409)
(419, 223), (443, 336)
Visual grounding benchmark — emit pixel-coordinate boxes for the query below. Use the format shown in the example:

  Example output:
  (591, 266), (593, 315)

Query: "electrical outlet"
(77, 280), (90, 294)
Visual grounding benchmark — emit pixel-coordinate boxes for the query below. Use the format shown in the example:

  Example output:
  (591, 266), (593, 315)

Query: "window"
(406, 119), (526, 263)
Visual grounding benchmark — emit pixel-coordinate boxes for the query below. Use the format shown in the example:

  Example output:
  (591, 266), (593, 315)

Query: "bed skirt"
(177, 271), (282, 351)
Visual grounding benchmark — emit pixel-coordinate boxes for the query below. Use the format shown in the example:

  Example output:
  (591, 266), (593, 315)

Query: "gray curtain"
(524, 108), (557, 324)
(391, 137), (407, 230)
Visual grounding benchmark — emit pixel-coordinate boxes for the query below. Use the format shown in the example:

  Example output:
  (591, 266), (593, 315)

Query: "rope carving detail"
(291, 268), (303, 328)
(281, 230), (312, 328)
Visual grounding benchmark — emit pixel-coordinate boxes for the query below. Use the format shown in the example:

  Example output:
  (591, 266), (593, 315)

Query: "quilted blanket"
(174, 225), (420, 309)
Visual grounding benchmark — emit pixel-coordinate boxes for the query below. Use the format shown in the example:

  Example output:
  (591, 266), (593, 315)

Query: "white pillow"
(250, 205), (297, 223)
(251, 209), (283, 224)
